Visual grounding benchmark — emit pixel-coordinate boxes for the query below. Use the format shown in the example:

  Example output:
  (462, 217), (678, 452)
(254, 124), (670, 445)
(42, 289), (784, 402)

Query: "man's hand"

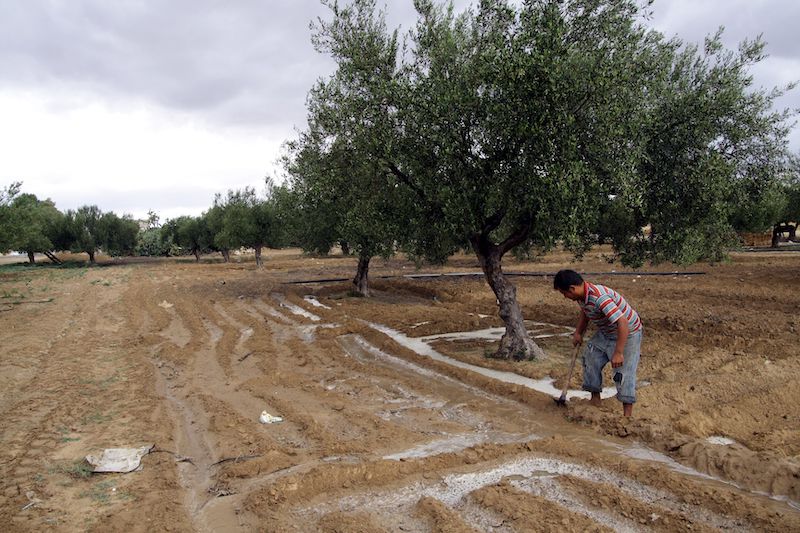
(611, 350), (624, 368)
(572, 331), (583, 347)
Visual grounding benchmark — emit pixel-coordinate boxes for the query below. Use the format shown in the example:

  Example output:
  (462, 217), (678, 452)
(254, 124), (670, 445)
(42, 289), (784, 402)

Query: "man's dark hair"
(553, 269), (584, 291)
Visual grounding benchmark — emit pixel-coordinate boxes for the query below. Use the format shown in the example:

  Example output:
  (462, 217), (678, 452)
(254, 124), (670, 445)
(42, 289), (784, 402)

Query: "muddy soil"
(1, 248), (799, 532)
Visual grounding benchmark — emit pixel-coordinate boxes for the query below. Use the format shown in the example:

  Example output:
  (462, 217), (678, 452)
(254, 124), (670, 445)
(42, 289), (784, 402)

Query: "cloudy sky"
(1, 0), (797, 221)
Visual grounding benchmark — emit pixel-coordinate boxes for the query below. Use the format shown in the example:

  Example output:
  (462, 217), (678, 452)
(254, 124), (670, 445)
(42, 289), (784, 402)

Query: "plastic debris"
(85, 444), (154, 473)
(259, 411), (283, 424)
(158, 300), (174, 309)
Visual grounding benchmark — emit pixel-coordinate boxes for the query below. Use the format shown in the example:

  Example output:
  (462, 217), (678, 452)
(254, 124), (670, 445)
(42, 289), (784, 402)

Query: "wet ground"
(1, 248), (799, 531)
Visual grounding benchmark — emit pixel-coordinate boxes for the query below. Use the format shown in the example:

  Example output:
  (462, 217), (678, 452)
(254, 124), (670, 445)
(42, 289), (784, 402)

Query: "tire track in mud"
(1, 267), (188, 532)
(147, 289), (387, 530)
(150, 295), (297, 531)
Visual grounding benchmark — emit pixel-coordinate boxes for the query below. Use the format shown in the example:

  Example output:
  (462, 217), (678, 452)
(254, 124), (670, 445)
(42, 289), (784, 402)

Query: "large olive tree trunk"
(87, 250), (96, 264)
(352, 254), (371, 297)
(470, 233), (545, 361)
(27, 251), (35, 264)
(220, 249), (231, 263)
(254, 245), (263, 267)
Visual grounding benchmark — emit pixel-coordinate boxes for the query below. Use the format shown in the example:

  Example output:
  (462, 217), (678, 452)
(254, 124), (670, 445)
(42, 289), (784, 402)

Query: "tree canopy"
(294, 0), (795, 359)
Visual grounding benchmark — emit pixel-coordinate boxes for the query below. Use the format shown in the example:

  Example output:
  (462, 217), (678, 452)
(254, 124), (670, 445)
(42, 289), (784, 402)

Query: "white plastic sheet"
(85, 444), (154, 473)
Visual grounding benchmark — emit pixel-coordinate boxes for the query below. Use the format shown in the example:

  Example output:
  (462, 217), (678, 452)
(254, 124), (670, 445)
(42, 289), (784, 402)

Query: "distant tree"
(282, 167), (342, 256)
(170, 215), (212, 262)
(269, 182), (303, 248)
(212, 187), (280, 266)
(730, 181), (788, 235)
(145, 209), (160, 230)
(204, 201), (230, 262)
(0, 181), (23, 252)
(5, 193), (64, 263)
(285, 126), (412, 295)
(63, 205), (103, 264)
(98, 212), (139, 257)
(746, 157), (800, 246)
(136, 226), (175, 256)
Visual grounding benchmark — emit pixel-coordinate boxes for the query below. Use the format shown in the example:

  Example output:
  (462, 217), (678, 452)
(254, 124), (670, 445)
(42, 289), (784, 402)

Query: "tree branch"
(482, 209), (507, 235)
(385, 160), (428, 202)
(497, 218), (533, 257)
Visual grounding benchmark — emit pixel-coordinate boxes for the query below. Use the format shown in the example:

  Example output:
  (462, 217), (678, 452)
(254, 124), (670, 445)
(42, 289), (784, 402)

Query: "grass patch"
(81, 411), (114, 426)
(79, 372), (120, 390)
(0, 263), (38, 274)
(50, 460), (93, 479)
(79, 479), (116, 504)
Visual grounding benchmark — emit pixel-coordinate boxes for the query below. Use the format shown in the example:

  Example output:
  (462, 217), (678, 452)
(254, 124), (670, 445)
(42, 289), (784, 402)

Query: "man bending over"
(554, 269), (643, 417)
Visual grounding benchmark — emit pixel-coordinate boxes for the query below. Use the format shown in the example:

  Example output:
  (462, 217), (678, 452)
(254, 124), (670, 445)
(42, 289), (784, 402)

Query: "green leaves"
(295, 0), (794, 269)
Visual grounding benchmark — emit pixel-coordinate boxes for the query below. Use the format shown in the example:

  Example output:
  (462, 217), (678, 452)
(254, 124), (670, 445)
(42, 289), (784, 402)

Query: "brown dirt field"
(1, 247), (799, 532)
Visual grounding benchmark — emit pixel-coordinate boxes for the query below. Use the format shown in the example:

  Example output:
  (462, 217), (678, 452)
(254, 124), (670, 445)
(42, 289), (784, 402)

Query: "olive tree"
(285, 128), (412, 296)
(213, 186), (281, 266)
(311, 0), (794, 359)
(4, 193), (64, 263)
(168, 215), (213, 262)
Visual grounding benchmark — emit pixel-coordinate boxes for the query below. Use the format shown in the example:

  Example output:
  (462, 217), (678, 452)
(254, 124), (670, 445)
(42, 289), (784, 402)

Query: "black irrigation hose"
(285, 270), (706, 285)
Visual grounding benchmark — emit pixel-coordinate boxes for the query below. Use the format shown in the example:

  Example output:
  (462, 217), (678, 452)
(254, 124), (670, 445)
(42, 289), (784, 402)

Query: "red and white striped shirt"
(580, 282), (642, 337)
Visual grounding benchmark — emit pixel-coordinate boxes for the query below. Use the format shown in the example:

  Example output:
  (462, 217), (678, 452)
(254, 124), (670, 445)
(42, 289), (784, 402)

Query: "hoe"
(554, 343), (581, 406)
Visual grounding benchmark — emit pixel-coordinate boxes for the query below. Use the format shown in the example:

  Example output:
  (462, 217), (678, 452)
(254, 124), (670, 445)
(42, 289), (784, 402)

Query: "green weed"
(81, 411), (113, 425)
(79, 479), (116, 504)
(50, 460), (93, 479)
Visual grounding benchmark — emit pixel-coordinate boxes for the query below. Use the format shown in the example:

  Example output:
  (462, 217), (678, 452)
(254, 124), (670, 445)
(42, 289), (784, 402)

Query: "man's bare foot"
(590, 392), (601, 407)
(623, 403), (633, 417)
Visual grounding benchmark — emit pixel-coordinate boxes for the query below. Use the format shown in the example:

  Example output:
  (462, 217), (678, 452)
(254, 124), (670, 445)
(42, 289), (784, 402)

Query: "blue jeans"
(582, 329), (642, 404)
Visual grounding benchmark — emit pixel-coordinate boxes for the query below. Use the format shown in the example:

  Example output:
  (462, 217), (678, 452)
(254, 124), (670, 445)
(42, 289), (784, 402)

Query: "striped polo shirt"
(580, 282), (642, 337)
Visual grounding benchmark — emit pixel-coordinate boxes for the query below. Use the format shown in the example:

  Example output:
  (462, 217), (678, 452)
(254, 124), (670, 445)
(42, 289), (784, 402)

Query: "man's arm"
(573, 311), (589, 346)
(611, 318), (629, 368)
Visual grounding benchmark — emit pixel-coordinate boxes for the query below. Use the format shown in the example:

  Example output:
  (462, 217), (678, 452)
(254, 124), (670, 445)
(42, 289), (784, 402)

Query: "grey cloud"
(649, 0), (800, 58)
(0, 1), (341, 129)
(1, 1), (797, 150)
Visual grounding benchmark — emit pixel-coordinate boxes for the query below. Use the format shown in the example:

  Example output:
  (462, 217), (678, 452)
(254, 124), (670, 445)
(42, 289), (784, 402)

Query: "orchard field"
(1, 248), (799, 532)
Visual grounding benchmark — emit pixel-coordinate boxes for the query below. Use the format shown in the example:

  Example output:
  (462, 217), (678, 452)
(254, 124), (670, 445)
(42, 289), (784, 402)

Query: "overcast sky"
(1, 0), (797, 221)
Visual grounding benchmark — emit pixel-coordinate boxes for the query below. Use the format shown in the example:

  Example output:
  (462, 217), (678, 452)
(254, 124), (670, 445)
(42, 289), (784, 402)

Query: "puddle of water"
(610, 442), (717, 480)
(419, 327), (505, 342)
(706, 436), (737, 446)
(383, 431), (537, 461)
(280, 302), (320, 321)
(343, 335), (506, 403)
(303, 295), (331, 309)
(511, 476), (641, 533)
(252, 299), (294, 324)
(419, 322), (572, 343)
(366, 322), (616, 401)
(607, 440), (800, 511)
(340, 333), (800, 513)
(303, 455), (747, 531)
(272, 293), (320, 321)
